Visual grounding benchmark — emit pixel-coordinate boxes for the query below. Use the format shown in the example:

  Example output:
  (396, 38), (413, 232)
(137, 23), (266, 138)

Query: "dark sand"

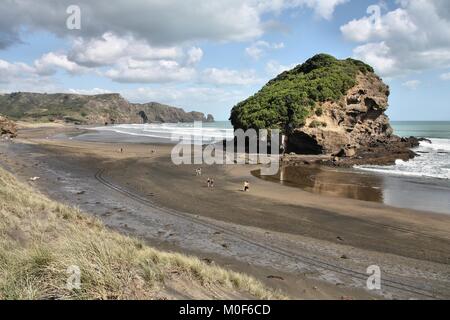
(254, 165), (450, 215)
(1, 124), (449, 300)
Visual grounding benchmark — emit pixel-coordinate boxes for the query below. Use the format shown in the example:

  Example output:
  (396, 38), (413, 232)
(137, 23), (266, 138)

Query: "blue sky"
(0, 0), (449, 120)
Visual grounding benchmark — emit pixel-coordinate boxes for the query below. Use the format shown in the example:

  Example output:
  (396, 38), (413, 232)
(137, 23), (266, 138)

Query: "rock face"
(288, 72), (395, 155)
(0, 92), (214, 124)
(230, 54), (418, 165)
(206, 114), (215, 122)
(0, 115), (17, 138)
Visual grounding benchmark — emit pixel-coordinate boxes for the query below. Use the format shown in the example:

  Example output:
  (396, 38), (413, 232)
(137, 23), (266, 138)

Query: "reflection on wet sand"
(256, 165), (383, 202)
(254, 165), (450, 214)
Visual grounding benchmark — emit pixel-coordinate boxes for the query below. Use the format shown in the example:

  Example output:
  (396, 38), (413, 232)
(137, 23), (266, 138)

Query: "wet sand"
(254, 165), (450, 215)
(1, 124), (449, 300)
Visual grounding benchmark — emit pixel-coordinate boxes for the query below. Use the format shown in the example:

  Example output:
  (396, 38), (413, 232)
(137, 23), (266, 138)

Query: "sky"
(0, 0), (449, 121)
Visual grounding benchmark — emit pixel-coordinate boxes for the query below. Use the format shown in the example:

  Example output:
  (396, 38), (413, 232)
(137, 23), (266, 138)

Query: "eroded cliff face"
(287, 72), (400, 157)
(0, 92), (214, 125)
(0, 115), (17, 138)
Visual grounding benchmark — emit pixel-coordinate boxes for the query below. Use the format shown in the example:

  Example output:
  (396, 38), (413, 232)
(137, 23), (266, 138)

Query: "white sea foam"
(355, 138), (450, 180)
(91, 123), (450, 180)
(91, 123), (234, 143)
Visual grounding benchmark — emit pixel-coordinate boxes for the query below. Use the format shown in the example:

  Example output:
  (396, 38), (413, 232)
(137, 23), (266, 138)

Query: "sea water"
(356, 121), (450, 180)
(91, 122), (234, 144)
(88, 120), (450, 213)
(92, 121), (450, 180)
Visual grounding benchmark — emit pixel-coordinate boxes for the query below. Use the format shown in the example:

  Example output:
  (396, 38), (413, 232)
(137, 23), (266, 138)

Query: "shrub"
(309, 120), (327, 128)
(230, 54), (374, 132)
(315, 107), (323, 117)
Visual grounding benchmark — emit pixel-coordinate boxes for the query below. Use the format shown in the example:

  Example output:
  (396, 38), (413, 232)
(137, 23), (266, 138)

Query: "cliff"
(0, 115), (17, 138)
(0, 92), (214, 125)
(230, 54), (418, 164)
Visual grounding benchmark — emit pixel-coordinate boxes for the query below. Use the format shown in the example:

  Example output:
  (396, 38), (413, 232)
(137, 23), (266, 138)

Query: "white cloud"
(0, 59), (36, 83)
(306, 0), (349, 20)
(66, 88), (112, 95)
(0, 0), (347, 49)
(69, 33), (182, 67)
(257, 0), (349, 20)
(352, 42), (396, 76)
(402, 80), (421, 90)
(104, 59), (197, 83)
(440, 72), (450, 81)
(30, 33), (204, 84)
(34, 52), (86, 75)
(245, 40), (285, 60)
(0, 59), (59, 93)
(201, 68), (261, 85)
(124, 86), (245, 104)
(265, 60), (296, 76)
(186, 47), (204, 66)
(341, 1), (450, 77)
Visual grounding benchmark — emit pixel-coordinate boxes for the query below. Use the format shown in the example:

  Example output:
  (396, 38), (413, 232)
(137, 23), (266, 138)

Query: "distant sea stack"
(0, 92), (214, 125)
(230, 54), (418, 165)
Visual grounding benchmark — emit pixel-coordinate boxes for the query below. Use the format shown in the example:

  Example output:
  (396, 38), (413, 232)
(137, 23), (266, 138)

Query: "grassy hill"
(0, 166), (282, 299)
(0, 92), (214, 124)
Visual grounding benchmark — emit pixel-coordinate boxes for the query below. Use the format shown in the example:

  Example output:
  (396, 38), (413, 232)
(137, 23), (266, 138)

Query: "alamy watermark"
(170, 122), (280, 176)
(366, 265), (381, 290)
(66, 265), (81, 290)
(66, 5), (81, 30)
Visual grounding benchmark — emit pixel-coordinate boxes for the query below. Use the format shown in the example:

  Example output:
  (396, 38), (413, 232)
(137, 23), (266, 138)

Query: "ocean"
(355, 121), (450, 180)
(86, 121), (449, 213)
(90, 121), (450, 180)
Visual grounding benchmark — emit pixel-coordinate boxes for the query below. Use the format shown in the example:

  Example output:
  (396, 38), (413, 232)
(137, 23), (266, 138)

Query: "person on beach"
(210, 178), (215, 188)
(207, 178), (211, 188)
(120, 148), (123, 153)
(243, 181), (250, 192)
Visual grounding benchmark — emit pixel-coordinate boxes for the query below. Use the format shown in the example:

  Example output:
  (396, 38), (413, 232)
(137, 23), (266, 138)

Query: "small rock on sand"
(202, 258), (213, 265)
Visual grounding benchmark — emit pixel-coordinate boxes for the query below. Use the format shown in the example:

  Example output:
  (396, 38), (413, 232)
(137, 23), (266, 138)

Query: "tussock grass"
(0, 167), (285, 300)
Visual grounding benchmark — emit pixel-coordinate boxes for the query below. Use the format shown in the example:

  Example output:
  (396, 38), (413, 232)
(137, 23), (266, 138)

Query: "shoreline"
(75, 125), (450, 214)
(253, 163), (450, 215)
(1, 123), (449, 299)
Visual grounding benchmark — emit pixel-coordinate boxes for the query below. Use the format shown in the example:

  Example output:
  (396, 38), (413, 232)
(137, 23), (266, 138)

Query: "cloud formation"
(0, 0), (346, 49)
(341, 0), (450, 77)
(265, 60), (297, 76)
(440, 72), (450, 81)
(402, 80), (421, 90)
(245, 41), (285, 60)
(201, 68), (261, 85)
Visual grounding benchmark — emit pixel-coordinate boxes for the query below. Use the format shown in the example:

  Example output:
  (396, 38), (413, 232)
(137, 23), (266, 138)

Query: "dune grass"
(0, 166), (285, 300)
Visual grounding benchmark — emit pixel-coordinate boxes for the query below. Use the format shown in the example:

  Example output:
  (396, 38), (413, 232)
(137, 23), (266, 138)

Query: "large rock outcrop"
(0, 92), (214, 125)
(288, 72), (394, 155)
(0, 115), (17, 138)
(230, 54), (417, 164)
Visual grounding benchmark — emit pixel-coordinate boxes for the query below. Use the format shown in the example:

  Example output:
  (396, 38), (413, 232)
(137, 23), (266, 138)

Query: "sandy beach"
(1, 124), (449, 300)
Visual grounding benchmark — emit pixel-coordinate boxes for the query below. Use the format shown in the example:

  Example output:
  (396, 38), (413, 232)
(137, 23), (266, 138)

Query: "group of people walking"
(195, 168), (249, 192)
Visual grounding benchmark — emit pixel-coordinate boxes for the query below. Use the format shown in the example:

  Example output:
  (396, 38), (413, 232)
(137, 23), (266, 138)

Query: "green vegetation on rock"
(230, 54), (374, 131)
(0, 92), (214, 124)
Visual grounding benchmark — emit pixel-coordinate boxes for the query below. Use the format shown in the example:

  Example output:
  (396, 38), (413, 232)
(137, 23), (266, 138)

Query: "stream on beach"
(77, 121), (450, 214)
(253, 165), (450, 215)
(255, 122), (450, 215)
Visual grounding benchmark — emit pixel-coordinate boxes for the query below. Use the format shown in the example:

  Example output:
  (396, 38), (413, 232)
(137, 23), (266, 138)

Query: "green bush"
(309, 120), (327, 128)
(315, 107), (323, 117)
(230, 54), (374, 131)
